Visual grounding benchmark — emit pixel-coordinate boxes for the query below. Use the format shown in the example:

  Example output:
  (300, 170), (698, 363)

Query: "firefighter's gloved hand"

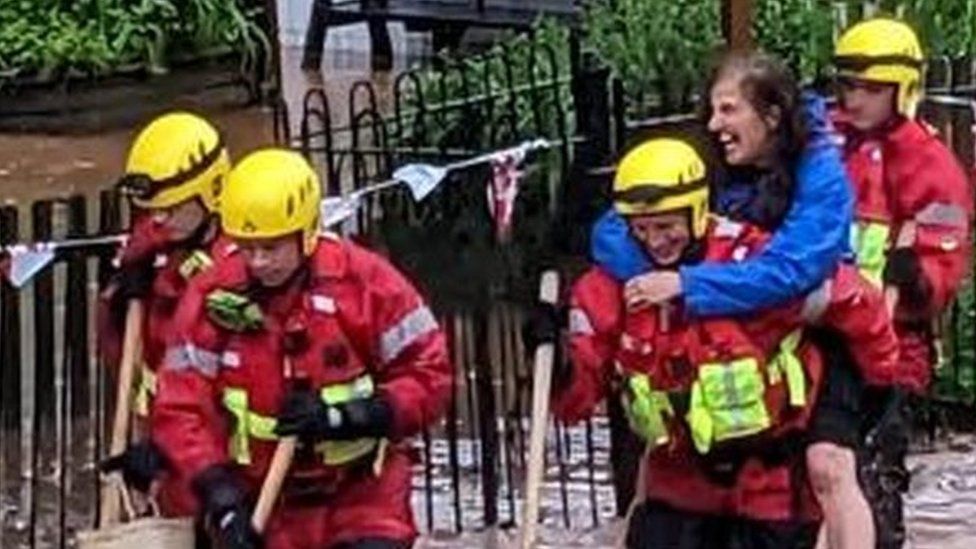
(521, 302), (572, 392)
(193, 464), (261, 549)
(211, 506), (261, 549)
(112, 259), (156, 301)
(521, 301), (566, 354)
(883, 248), (931, 310)
(274, 387), (392, 442)
(100, 440), (168, 493)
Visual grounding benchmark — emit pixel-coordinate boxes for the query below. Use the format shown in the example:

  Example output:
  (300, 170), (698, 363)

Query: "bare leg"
(807, 442), (875, 549)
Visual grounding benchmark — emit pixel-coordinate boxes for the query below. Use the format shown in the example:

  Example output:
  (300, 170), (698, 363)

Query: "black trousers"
(625, 500), (818, 549)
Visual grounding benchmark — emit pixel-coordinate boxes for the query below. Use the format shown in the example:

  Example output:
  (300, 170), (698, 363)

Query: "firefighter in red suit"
(152, 148), (452, 549)
(100, 112), (235, 516)
(552, 138), (900, 548)
(833, 18), (973, 548)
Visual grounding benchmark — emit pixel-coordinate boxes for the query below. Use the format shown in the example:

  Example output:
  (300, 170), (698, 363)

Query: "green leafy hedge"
(756, 0), (976, 83)
(0, 0), (268, 80)
(934, 280), (976, 404)
(582, 0), (722, 116)
(578, 0), (976, 112)
(754, 0), (835, 83)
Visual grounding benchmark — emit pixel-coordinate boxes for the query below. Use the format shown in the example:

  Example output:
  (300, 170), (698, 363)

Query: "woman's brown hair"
(701, 50), (809, 229)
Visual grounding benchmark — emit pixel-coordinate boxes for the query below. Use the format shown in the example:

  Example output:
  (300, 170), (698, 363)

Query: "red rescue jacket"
(97, 215), (239, 515)
(98, 215), (236, 377)
(151, 235), (452, 502)
(836, 115), (974, 391)
(555, 217), (898, 522)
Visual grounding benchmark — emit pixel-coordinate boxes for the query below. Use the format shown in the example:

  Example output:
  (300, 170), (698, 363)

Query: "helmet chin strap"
(175, 210), (219, 250)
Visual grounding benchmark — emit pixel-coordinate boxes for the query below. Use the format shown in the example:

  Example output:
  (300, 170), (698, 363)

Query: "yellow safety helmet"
(834, 18), (924, 118)
(613, 138), (709, 239)
(221, 148), (322, 255)
(120, 112), (230, 211)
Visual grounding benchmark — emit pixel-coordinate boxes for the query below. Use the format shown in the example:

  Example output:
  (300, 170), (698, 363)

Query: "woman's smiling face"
(707, 75), (780, 168)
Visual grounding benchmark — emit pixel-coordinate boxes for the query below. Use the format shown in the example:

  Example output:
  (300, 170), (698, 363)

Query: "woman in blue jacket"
(594, 63), (851, 314)
(593, 52), (874, 549)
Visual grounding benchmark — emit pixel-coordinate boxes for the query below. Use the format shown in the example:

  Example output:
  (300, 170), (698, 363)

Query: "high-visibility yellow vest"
(851, 220), (890, 287)
(221, 375), (380, 466)
(133, 364), (157, 418)
(624, 329), (806, 455)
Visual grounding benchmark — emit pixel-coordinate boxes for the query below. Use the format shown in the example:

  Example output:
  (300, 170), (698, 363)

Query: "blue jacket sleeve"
(679, 96), (853, 316)
(590, 209), (653, 280)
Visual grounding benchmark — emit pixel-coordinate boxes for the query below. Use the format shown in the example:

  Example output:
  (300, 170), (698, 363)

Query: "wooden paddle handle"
(520, 270), (560, 549)
(250, 436), (297, 533)
(252, 355), (299, 533)
(99, 300), (145, 527)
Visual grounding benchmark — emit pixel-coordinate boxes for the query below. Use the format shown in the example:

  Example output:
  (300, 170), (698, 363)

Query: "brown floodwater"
(0, 27), (424, 206)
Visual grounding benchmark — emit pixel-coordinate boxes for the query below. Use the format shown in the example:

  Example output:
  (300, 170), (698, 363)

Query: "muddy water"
(2, 23), (975, 549)
(0, 22), (430, 206)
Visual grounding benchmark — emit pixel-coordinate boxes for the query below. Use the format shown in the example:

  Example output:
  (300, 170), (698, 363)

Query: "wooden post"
(723, 0), (754, 50)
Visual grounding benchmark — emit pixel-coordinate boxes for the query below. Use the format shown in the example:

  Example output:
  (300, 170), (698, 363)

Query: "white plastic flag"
(393, 163), (449, 202)
(2, 245), (56, 288)
(320, 194), (364, 228)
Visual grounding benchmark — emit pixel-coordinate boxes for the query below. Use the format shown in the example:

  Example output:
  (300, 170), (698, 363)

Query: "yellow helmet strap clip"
(118, 136), (226, 203)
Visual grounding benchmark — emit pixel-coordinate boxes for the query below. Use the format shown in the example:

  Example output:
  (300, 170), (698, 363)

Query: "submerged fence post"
(0, 204), (20, 548)
(474, 312), (499, 528)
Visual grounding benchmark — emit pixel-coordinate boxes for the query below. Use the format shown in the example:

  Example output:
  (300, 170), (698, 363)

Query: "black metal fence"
(0, 192), (127, 548)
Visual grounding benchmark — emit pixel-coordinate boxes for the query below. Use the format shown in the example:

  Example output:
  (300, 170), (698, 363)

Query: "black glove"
(521, 302), (565, 353)
(883, 248), (931, 310)
(112, 259), (156, 301)
(192, 464), (260, 549)
(273, 387), (392, 443)
(521, 302), (572, 392)
(100, 440), (168, 493)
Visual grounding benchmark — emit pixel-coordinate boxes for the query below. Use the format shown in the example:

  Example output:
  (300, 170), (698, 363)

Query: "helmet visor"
(118, 137), (225, 206)
(613, 179), (708, 211)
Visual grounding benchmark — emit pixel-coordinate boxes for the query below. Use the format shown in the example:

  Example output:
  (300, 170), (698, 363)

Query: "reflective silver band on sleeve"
(568, 307), (595, 336)
(164, 343), (221, 377)
(380, 305), (439, 364)
(915, 202), (967, 229)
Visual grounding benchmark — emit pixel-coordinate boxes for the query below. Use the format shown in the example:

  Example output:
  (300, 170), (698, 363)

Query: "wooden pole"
(519, 270), (560, 549)
(251, 437), (296, 533)
(252, 356), (297, 533)
(723, 0), (754, 50)
(99, 301), (144, 527)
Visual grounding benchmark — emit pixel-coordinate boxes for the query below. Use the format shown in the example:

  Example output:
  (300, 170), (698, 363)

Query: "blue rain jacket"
(591, 92), (853, 317)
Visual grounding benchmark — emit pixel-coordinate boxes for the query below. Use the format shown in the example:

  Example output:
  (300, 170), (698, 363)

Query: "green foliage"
(754, 0), (835, 83)
(754, 1), (976, 85)
(933, 279), (976, 404)
(0, 0), (267, 79)
(394, 20), (572, 151)
(582, 0), (722, 116)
